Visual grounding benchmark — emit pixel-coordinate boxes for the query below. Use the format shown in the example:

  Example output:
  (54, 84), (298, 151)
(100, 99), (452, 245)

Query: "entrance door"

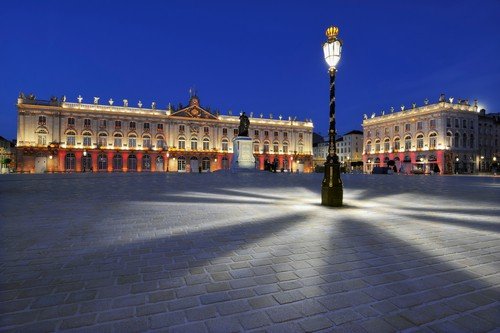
(35, 157), (47, 173)
(190, 157), (199, 173)
(155, 156), (164, 172)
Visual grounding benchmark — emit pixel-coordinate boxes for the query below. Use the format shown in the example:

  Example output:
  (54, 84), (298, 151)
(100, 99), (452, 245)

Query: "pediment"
(170, 106), (218, 120)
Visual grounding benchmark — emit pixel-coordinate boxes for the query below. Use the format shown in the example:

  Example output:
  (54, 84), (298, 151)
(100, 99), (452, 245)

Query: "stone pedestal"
(231, 136), (256, 172)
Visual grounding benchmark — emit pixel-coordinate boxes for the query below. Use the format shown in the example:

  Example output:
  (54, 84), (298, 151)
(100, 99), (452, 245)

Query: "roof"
(343, 130), (363, 136)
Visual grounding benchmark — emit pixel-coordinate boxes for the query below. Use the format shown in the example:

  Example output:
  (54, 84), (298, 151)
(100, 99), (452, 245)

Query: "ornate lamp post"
(321, 26), (343, 207)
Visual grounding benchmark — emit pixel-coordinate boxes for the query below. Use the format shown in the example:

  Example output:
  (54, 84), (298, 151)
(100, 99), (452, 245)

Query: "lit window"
(417, 134), (424, 149)
(222, 139), (229, 151)
(203, 138), (210, 150)
(143, 135), (151, 148)
(66, 131), (76, 146)
(68, 117), (75, 126)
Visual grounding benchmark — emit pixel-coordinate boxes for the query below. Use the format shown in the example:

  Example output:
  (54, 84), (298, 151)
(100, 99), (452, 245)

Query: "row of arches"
(64, 153), (159, 171)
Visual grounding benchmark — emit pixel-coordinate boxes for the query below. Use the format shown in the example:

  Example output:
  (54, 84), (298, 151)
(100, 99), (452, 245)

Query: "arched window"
(383, 138), (390, 152)
(98, 154), (107, 171)
(36, 128), (48, 146)
(273, 141), (279, 153)
(446, 131), (452, 147)
(416, 134), (424, 149)
(143, 135), (151, 149)
(114, 133), (122, 148)
(65, 153), (76, 171)
(429, 133), (437, 149)
(404, 136), (412, 150)
(202, 157), (210, 171)
(462, 133), (467, 148)
(128, 154), (137, 171)
(66, 131), (76, 146)
(177, 156), (186, 171)
(128, 134), (137, 148)
(282, 142), (289, 154)
(469, 134), (474, 148)
(393, 137), (400, 151)
(203, 138), (210, 151)
(142, 155), (151, 171)
(375, 139), (381, 153)
(298, 142), (304, 154)
(156, 135), (165, 149)
(374, 157), (380, 165)
(222, 138), (229, 152)
(253, 140), (260, 153)
(178, 136), (185, 150)
(190, 136), (198, 150)
(98, 133), (108, 148)
(454, 133), (459, 147)
(365, 140), (372, 153)
(82, 131), (92, 147)
(263, 141), (270, 153)
(112, 154), (123, 171)
(82, 154), (92, 171)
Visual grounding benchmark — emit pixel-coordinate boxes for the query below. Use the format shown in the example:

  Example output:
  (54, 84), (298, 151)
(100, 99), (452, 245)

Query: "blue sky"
(1, 0), (499, 140)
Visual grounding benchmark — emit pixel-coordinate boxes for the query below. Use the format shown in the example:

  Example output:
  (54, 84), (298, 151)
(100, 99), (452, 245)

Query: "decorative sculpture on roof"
(439, 93), (445, 102)
(400, 105), (405, 111)
(109, 98), (114, 105)
(94, 97), (100, 104)
(424, 98), (429, 105)
(123, 99), (128, 107)
(77, 95), (83, 103)
(151, 102), (156, 109)
(363, 114), (368, 120)
(449, 97), (454, 103)
(412, 103), (416, 108)
(390, 106), (394, 113)
(138, 101), (143, 108)
(370, 113), (375, 118)
(238, 112), (250, 137)
(381, 110), (385, 115)
(62, 95), (67, 102)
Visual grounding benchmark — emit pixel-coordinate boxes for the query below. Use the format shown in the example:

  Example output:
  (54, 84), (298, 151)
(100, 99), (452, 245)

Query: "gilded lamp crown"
(325, 26), (339, 40)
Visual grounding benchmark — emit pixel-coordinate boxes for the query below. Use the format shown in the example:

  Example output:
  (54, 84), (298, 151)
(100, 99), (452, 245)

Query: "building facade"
(16, 94), (314, 173)
(362, 95), (482, 174)
(478, 110), (500, 172)
(312, 130), (363, 171)
(0, 136), (15, 173)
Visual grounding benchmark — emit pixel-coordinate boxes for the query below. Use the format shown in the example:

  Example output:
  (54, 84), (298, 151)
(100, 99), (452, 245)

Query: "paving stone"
(216, 299), (251, 315)
(112, 317), (148, 332)
(148, 290), (175, 303)
(136, 302), (167, 316)
(149, 312), (185, 329)
(185, 305), (218, 321)
(205, 316), (242, 333)
(272, 290), (305, 304)
(97, 307), (135, 323)
(59, 313), (97, 329)
(266, 304), (303, 323)
(299, 315), (333, 332)
(37, 303), (78, 320)
(111, 294), (145, 308)
(30, 294), (66, 309)
(248, 295), (279, 309)
(327, 308), (363, 325)
(238, 311), (272, 330)
(200, 292), (230, 305)
(170, 322), (208, 333)
(169, 297), (200, 311)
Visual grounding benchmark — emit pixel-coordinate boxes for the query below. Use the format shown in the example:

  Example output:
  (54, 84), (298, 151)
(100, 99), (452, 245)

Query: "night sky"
(1, 0), (499, 141)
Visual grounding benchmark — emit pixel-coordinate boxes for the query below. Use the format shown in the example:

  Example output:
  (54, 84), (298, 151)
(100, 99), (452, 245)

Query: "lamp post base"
(321, 160), (343, 207)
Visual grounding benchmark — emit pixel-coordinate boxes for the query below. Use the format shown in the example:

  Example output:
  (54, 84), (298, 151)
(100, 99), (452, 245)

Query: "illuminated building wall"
(362, 95), (481, 174)
(16, 94), (314, 173)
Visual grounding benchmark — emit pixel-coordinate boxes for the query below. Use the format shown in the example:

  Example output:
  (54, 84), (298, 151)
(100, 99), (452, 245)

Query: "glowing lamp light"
(49, 155), (53, 159)
(323, 26), (342, 71)
(83, 150), (87, 157)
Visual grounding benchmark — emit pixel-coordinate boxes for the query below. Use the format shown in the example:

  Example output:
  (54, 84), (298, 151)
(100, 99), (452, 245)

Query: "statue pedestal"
(231, 136), (256, 172)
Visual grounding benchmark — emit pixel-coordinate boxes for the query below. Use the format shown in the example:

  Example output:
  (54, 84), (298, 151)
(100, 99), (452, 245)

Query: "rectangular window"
(129, 137), (136, 148)
(283, 145), (288, 154)
(264, 131), (269, 137)
(430, 119), (436, 128)
(144, 123), (150, 130)
(233, 129), (238, 136)
(179, 125), (185, 132)
(115, 120), (121, 129)
(384, 128), (389, 135)
(254, 130), (259, 136)
(394, 125), (399, 132)
(274, 131), (278, 137)
(38, 134), (46, 145)
(84, 118), (91, 128)
(462, 119), (467, 128)
(417, 122), (423, 130)
(470, 120), (474, 129)
(67, 135), (76, 146)
(68, 117), (75, 126)
(99, 119), (107, 128)
(222, 128), (227, 135)
(204, 126), (209, 134)
(157, 123), (163, 131)
(405, 123), (411, 131)
(455, 119), (459, 128)
(129, 121), (136, 130)
(283, 132), (288, 139)
(203, 140), (209, 150)
(83, 136), (92, 147)
(299, 133), (303, 139)
(38, 116), (46, 125)
(446, 118), (451, 127)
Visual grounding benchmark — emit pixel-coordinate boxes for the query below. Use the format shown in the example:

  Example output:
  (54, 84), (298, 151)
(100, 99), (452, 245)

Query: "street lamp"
(321, 25), (343, 207)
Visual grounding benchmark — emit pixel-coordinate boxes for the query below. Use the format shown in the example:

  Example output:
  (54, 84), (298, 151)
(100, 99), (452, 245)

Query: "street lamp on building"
(321, 26), (343, 207)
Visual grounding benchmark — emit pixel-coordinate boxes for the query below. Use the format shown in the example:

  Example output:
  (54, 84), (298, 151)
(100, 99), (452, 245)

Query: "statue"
(94, 97), (100, 104)
(238, 112), (250, 136)
(123, 99), (128, 107)
(77, 95), (83, 103)
(62, 95), (67, 102)
(363, 114), (368, 120)
(424, 98), (429, 105)
(109, 98), (114, 105)
(138, 101), (143, 108)
(151, 101), (156, 109)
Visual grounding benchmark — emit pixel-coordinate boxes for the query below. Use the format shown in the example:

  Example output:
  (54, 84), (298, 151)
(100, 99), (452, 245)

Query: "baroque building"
(362, 94), (484, 174)
(312, 130), (364, 171)
(16, 94), (313, 173)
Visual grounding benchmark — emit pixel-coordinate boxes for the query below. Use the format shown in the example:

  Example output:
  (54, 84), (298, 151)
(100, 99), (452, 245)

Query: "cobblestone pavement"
(0, 172), (499, 332)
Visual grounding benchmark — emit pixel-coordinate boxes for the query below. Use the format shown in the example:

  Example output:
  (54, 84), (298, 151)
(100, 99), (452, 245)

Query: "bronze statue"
(238, 112), (250, 136)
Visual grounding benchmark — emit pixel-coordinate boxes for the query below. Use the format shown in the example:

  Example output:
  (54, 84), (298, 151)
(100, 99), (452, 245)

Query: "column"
(122, 152), (129, 172)
(91, 151), (98, 172)
(107, 151), (114, 172)
(137, 152), (143, 172)
(58, 150), (66, 172)
(278, 155), (284, 170)
(151, 153), (157, 172)
(259, 155), (265, 171)
(75, 150), (83, 172)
